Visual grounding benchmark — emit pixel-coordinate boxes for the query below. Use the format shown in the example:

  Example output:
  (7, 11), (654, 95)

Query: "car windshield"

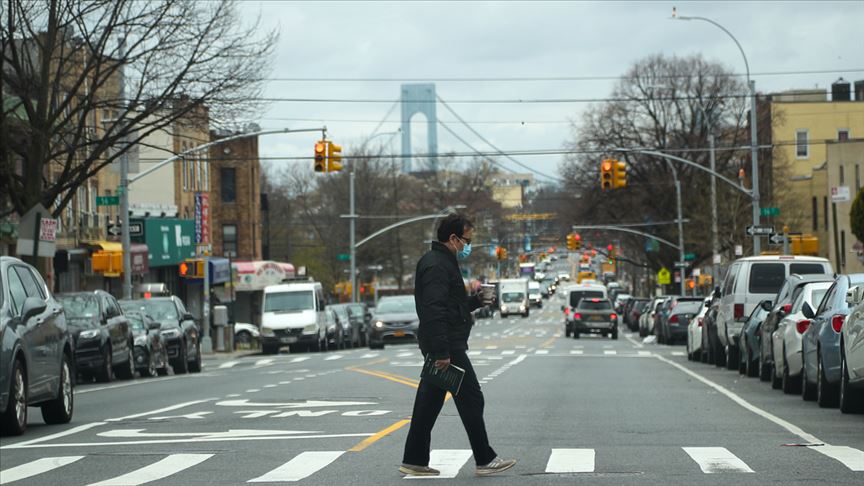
(347, 305), (365, 317)
(143, 300), (179, 321)
(570, 291), (604, 307)
(333, 306), (349, 320)
(502, 292), (524, 303)
(58, 294), (99, 319)
(264, 291), (314, 313)
(126, 313), (147, 333)
(674, 302), (702, 314)
(579, 299), (612, 310)
(376, 298), (415, 314)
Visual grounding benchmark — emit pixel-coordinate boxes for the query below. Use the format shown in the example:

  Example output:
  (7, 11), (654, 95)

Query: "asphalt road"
(1, 304), (863, 485)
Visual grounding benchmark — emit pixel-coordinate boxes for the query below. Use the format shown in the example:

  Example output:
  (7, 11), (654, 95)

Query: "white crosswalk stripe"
(218, 360), (239, 369)
(809, 445), (864, 471)
(405, 450), (473, 480)
(254, 359), (275, 367)
(570, 350), (584, 355)
(88, 454), (214, 485)
(324, 355), (344, 361)
(361, 353), (379, 358)
(0, 456), (84, 484)
(545, 448), (595, 473)
(501, 350), (516, 355)
(248, 451), (344, 482)
(289, 357), (310, 363)
(535, 349), (549, 355)
(683, 447), (754, 473)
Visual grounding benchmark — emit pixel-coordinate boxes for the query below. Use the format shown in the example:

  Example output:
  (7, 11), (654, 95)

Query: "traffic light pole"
(349, 166), (357, 303)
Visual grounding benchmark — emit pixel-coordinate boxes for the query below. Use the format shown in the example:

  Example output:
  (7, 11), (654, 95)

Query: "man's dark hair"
(436, 213), (473, 242)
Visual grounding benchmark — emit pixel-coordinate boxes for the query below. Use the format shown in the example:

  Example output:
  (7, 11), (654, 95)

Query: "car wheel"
(801, 363), (817, 401)
(41, 353), (74, 425)
(781, 346), (800, 394)
(263, 343), (280, 355)
(189, 342), (202, 373)
(839, 352), (863, 414)
(745, 346), (758, 378)
(1, 358), (28, 436)
(173, 341), (189, 374)
(116, 348), (135, 380)
(97, 346), (114, 383)
(816, 350), (839, 408)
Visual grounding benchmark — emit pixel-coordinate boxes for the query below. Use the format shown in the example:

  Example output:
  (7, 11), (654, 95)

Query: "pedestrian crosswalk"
(3, 445), (861, 484)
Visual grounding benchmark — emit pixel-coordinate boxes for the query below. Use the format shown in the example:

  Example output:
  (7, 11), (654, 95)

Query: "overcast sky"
(238, 1), (863, 184)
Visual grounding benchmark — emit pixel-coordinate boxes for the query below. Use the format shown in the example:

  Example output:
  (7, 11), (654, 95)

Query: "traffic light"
(566, 233), (576, 250)
(600, 159), (614, 190)
(179, 258), (205, 279)
(314, 141), (327, 172)
(574, 233), (582, 250)
(327, 141), (343, 172)
(612, 160), (627, 188)
(495, 246), (508, 260)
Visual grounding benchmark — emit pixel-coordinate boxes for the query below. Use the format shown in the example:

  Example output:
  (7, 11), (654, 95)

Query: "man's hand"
(434, 358), (451, 371)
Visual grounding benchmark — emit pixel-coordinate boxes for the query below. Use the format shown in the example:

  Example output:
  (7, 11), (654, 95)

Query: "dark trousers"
(402, 348), (497, 466)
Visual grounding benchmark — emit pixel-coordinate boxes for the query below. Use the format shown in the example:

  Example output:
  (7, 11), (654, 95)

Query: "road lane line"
(809, 445), (864, 471)
(570, 350), (583, 355)
(349, 419), (411, 452)
(604, 350), (617, 355)
(218, 361), (239, 369)
(1, 422), (107, 449)
(88, 453), (214, 485)
(0, 456), (84, 483)
(349, 368), (419, 388)
(324, 355), (344, 361)
(405, 450), (472, 479)
(106, 399), (215, 422)
(535, 349), (549, 355)
(655, 354), (823, 444)
(289, 357), (310, 363)
(501, 350), (516, 355)
(683, 447), (754, 473)
(255, 359), (275, 367)
(248, 451), (344, 482)
(624, 333), (644, 349)
(545, 448), (595, 473)
(539, 336), (557, 348)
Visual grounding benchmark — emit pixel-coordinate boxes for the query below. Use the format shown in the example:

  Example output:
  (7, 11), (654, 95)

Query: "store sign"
(195, 192), (211, 244)
(831, 186), (851, 203)
(141, 218), (196, 267)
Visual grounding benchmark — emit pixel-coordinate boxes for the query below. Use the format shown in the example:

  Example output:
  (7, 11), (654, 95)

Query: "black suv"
(57, 291), (135, 382)
(1, 256), (74, 435)
(120, 296), (201, 374)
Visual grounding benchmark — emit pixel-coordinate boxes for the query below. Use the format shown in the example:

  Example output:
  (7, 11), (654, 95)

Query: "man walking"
(400, 214), (516, 477)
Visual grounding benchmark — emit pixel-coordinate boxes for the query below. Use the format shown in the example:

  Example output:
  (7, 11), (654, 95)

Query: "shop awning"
(231, 260), (296, 291)
(87, 241), (149, 276)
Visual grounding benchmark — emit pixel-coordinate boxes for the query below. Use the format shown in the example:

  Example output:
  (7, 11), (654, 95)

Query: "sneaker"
(476, 457), (517, 476)
(399, 464), (440, 476)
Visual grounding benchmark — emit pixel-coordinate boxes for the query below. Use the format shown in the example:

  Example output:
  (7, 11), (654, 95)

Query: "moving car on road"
(570, 298), (618, 340)
(120, 296), (202, 373)
(126, 311), (169, 377)
(1, 256), (74, 436)
(498, 278), (529, 318)
(258, 282), (327, 354)
(528, 281), (543, 308)
(368, 295), (419, 349)
(57, 291), (135, 382)
(563, 284), (608, 337)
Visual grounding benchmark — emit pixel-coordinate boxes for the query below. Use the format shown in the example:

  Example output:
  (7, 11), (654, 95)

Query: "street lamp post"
(672, 9), (762, 255)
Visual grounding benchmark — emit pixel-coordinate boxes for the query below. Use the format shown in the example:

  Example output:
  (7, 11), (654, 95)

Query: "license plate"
(394, 330), (406, 337)
(280, 337), (297, 343)
(589, 315), (604, 321)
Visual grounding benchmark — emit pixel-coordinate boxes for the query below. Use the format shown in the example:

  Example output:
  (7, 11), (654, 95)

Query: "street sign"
(108, 224), (122, 236)
(760, 207), (780, 217)
(769, 233), (786, 245)
(674, 262), (689, 268)
(108, 222), (143, 237)
(15, 204), (57, 258)
(657, 267), (671, 285)
(746, 225), (775, 236)
(96, 196), (120, 206)
(831, 186), (851, 202)
(337, 253), (350, 261)
(684, 252), (696, 261)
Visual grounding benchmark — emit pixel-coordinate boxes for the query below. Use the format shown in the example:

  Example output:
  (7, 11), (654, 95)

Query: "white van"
(715, 255), (833, 364)
(260, 281), (327, 354)
(499, 278), (529, 317)
(528, 281), (542, 308)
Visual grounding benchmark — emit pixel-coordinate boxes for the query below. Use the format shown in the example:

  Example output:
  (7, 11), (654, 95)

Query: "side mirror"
(802, 301), (815, 319)
(183, 313), (195, 321)
(148, 321), (162, 331)
(760, 300), (773, 312)
(846, 286), (863, 307)
(21, 297), (47, 322)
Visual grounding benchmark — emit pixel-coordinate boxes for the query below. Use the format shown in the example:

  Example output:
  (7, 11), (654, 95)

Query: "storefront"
(222, 260), (295, 326)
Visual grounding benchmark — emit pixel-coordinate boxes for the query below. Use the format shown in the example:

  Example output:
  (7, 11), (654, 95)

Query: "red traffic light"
(574, 233), (581, 241)
(179, 262), (189, 276)
(602, 161), (613, 171)
(314, 142), (326, 154)
(607, 244), (614, 252)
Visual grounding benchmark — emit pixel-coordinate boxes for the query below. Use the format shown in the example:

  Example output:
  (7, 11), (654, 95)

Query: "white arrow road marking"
(289, 357), (310, 363)
(809, 445), (864, 471)
(216, 399), (377, 408)
(87, 454), (213, 485)
(0, 456), (84, 484)
(255, 359), (275, 367)
(545, 448), (595, 473)
(249, 451), (345, 482)
(149, 411), (212, 420)
(106, 399), (216, 422)
(219, 361), (239, 369)
(1, 422), (107, 450)
(360, 353), (379, 358)
(683, 447), (754, 473)
(324, 355), (344, 361)
(405, 450), (472, 480)
(98, 429), (318, 439)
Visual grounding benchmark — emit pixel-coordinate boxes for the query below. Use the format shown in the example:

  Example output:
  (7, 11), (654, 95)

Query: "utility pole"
(748, 79), (762, 255)
(709, 132), (720, 290)
(118, 41), (132, 300)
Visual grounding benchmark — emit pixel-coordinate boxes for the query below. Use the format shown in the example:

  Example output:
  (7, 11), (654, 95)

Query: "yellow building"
(825, 140), (864, 273)
(767, 80), (864, 256)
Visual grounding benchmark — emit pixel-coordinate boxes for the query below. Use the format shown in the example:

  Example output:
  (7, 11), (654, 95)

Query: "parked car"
(840, 286), (864, 413)
(347, 303), (370, 346)
(738, 300), (772, 377)
(624, 298), (649, 332)
(57, 291), (135, 382)
(772, 281), (833, 393)
(686, 298), (712, 360)
(234, 322), (260, 349)
(330, 303), (361, 348)
(368, 295), (418, 349)
(638, 297), (663, 337)
(613, 294), (632, 314)
(119, 296), (202, 373)
(715, 256), (832, 373)
(0, 256), (74, 435)
(125, 311), (169, 377)
(323, 307), (346, 350)
(657, 297), (703, 345)
(571, 298), (618, 340)
(801, 273), (864, 407)
(758, 274), (834, 381)
(702, 300), (722, 365)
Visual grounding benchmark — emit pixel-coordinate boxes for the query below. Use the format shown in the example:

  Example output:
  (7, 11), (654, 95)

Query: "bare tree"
(0, 0), (277, 217)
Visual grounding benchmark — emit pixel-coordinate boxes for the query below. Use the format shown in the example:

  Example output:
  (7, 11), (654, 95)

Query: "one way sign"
(769, 233), (786, 245)
(746, 225), (775, 236)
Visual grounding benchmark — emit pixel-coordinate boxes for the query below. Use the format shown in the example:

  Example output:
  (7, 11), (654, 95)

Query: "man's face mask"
(455, 235), (472, 260)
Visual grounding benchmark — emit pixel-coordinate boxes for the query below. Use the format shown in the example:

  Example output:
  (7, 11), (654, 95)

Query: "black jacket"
(414, 241), (482, 360)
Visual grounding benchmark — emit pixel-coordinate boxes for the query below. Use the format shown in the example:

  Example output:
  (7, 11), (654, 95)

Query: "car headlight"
(302, 323), (319, 334)
(374, 321), (385, 329)
(327, 324), (336, 332)
(79, 329), (100, 339)
(500, 305), (508, 312)
(260, 326), (275, 337)
(160, 328), (182, 338)
(520, 304), (526, 311)
(134, 335), (147, 346)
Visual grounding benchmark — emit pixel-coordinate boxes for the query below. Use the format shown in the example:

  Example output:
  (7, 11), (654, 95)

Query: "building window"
(223, 224), (237, 257)
(221, 168), (236, 203)
(840, 165), (845, 185)
(838, 129), (850, 141)
(812, 197), (818, 232)
(796, 129), (809, 158)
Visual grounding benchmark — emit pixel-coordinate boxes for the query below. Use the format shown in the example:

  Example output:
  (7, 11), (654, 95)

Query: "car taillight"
(734, 304), (744, 320)
(796, 319), (811, 334)
(574, 313), (582, 320)
(564, 307), (570, 315)
(831, 314), (845, 333)
(669, 315), (679, 323)
(610, 313), (617, 320)
(782, 303), (792, 314)
(697, 317), (704, 327)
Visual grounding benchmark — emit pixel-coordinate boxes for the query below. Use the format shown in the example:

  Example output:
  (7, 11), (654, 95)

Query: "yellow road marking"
(349, 368), (419, 388)
(349, 419), (411, 452)
(540, 336), (557, 349)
